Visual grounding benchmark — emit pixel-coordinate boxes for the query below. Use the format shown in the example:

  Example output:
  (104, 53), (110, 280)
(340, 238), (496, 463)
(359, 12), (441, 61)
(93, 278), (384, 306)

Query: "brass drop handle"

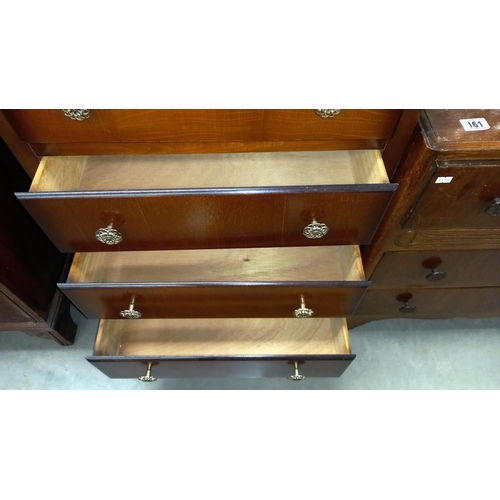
(397, 293), (417, 313)
(61, 109), (92, 121)
(95, 224), (123, 245)
(314, 109), (341, 119)
(120, 296), (142, 319)
(303, 219), (329, 239)
(289, 361), (306, 381)
(425, 268), (447, 281)
(294, 294), (314, 318)
(138, 362), (157, 382)
(486, 197), (500, 216)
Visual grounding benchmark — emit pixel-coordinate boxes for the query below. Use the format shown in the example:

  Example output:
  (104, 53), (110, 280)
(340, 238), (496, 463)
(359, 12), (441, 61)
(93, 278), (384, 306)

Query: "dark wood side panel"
(361, 129), (439, 277)
(0, 288), (36, 324)
(0, 111), (39, 178)
(87, 355), (355, 379)
(17, 187), (396, 253)
(59, 282), (369, 319)
(0, 138), (67, 318)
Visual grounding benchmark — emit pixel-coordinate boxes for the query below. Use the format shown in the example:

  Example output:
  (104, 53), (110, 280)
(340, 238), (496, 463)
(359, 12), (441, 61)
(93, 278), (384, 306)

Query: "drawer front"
(404, 162), (500, 230)
(88, 317), (355, 379)
(263, 110), (402, 140)
(17, 188), (395, 252)
(59, 283), (368, 319)
(370, 250), (500, 288)
(354, 287), (500, 317)
(4, 109), (402, 143)
(87, 356), (355, 379)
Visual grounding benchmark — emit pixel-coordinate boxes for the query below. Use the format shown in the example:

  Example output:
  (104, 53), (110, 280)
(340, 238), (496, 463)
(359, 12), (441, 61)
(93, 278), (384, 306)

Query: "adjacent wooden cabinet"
(2, 109), (419, 380)
(0, 137), (76, 345)
(349, 109), (500, 327)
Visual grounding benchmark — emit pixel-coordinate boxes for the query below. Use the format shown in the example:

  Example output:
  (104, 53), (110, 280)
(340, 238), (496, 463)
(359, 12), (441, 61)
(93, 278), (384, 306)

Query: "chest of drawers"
(4, 108), (419, 381)
(350, 109), (500, 327)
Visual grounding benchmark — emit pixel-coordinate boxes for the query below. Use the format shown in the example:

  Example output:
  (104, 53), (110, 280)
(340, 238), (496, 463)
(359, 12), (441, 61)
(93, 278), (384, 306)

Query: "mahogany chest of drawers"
(2, 109), (419, 381)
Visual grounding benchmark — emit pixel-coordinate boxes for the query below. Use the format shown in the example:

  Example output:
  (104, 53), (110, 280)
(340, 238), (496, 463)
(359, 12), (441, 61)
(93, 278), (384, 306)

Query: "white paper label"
(459, 118), (490, 131)
(435, 176), (453, 184)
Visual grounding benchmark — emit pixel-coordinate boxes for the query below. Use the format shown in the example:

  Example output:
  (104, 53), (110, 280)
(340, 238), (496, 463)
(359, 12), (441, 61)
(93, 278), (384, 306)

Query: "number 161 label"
(459, 118), (490, 131)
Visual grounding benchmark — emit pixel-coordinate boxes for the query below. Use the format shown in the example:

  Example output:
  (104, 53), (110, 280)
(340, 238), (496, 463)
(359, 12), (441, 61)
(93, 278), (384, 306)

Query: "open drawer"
(87, 317), (355, 380)
(16, 150), (396, 252)
(59, 245), (369, 319)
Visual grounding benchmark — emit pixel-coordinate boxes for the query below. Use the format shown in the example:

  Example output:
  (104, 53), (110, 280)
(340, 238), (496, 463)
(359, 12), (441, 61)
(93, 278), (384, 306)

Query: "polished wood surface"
(353, 287), (500, 317)
(3, 109), (403, 144)
(67, 246), (364, 284)
(60, 283), (368, 319)
(381, 109), (421, 179)
(423, 109), (500, 151)
(18, 189), (395, 252)
(389, 228), (500, 250)
(0, 111), (39, 178)
(403, 162), (500, 230)
(369, 249), (500, 288)
(93, 318), (351, 356)
(30, 150), (389, 192)
(88, 356), (355, 379)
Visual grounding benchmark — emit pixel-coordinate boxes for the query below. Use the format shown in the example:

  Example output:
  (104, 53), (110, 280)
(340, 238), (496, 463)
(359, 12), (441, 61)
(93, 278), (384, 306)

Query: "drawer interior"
(30, 150), (389, 192)
(93, 318), (351, 356)
(67, 246), (365, 284)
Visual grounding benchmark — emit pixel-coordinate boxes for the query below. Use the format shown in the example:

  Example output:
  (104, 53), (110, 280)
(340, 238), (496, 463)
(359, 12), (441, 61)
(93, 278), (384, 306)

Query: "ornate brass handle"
(397, 293), (417, 313)
(294, 294), (314, 318)
(61, 109), (92, 121)
(314, 109), (341, 119)
(138, 362), (157, 382)
(486, 197), (500, 216)
(120, 296), (142, 319)
(95, 224), (123, 245)
(303, 219), (329, 239)
(289, 361), (306, 381)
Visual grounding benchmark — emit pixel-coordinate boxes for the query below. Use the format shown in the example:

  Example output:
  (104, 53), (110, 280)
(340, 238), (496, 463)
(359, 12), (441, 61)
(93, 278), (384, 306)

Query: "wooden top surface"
(422, 109), (500, 151)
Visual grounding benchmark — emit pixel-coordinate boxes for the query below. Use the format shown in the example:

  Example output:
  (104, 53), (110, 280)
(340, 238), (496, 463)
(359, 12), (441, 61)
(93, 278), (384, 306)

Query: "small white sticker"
(459, 118), (490, 131)
(435, 176), (453, 184)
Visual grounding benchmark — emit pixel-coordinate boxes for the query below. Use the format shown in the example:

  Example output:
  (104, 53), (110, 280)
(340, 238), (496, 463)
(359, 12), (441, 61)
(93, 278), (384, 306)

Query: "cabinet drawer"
(4, 109), (402, 144)
(353, 287), (500, 317)
(369, 250), (500, 288)
(17, 151), (396, 252)
(60, 246), (368, 319)
(404, 161), (500, 230)
(87, 318), (355, 379)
